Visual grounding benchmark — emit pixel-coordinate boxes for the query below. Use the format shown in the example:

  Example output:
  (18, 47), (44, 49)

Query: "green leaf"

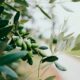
(49, 0), (55, 3)
(0, 6), (4, 14)
(4, 3), (17, 12)
(0, 19), (9, 28)
(0, 51), (27, 65)
(27, 57), (33, 65)
(41, 56), (58, 63)
(0, 66), (18, 78)
(55, 62), (66, 71)
(72, 0), (80, 2)
(14, 0), (29, 7)
(0, 26), (13, 38)
(0, 0), (5, 4)
(39, 46), (48, 50)
(14, 11), (20, 24)
(36, 5), (51, 19)
(72, 34), (80, 50)
(45, 76), (55, 80)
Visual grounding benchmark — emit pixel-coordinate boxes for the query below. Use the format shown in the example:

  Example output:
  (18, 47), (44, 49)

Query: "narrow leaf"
(0, 6), (4, 14)
(4, 3), (17, 11)
(0, 51), (27, 65)
(36, 5), (51, 19)
(42, 56), (58, 63)
(0, 66), (18, 78)
(55, 62), (66, 71)
(39, 46), (48, 50)
(14, 11), (20, 24)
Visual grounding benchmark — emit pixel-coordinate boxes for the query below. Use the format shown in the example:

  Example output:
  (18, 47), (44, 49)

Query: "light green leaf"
(45, 76), (55, 80)
(0, 51), (27, 65)
(0, 66), (18, 78)
(55, 62), (66, 71)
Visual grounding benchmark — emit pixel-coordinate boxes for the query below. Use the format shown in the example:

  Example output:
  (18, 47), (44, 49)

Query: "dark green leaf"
(0, 19), (9, 28)
(0, 0), (5, 4)
(41, 56), (58, 63)
(5, 45), (14, 51)
(0, 6), (4, 14)
(49, 0), (55, 3)
(45, 76), (55, 80)
(0, 26), (13, 38)
(0, 66), (18, 78)
(55, 62), (66, 71)
(39, 46), (48, 50)
(0, 51), (27, 65)
(72, 0), (80, 2)
(14, 11), (20, 24)
(36, 5), (51, 19)
(27, 54), (33, 65)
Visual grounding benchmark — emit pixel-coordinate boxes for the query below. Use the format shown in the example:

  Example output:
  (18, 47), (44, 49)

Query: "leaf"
(19, 19), (28, 24)
(0, 26), (13, 38)
(0, 51), (27, 65)
(49, 0), (55, 3)
(0, 66), (18, 78)
(0, 6), (4, 14)
(54, 62), (66, 71)
(72, 0), (80, 2)
(41, 56), (58, 63)
(27, 57), (33, 65)
(14, 0), (29, 7)
(4, 3), (17, 11)
(0, 0), (5, 4)
(39, 46), (48, 50)
(0, 19), (9, 28)
(72, 34), (80, 50)
(14, 11), (20, 24)
(36, 5), (51, 19)
(45, 76), (55, 80)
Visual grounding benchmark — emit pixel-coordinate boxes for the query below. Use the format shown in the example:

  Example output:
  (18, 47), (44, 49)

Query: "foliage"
(0, 0), (59, 80)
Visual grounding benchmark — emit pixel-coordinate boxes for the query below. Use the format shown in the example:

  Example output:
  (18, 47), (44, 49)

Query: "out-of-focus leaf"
(72, 34), (80, 50)
(45, 76), (55, 80)
(39, 46), (48, 50)
(0, 40), (7, 51)
(0, 19), (9, 28)
(36, 5), (51, 19)
(0, 26), (13, 38)
(0, 66), (18, 78)
(14, 11), (20, 24)
(0, 6), (4, 14)
(49, 0), (55, 3)
(41, 56), (58, 63)
(14, 0), (29, 7)
(27, 55), (33, 65)
(55, 62), (66, 71)
(4, 3), (17, 11)
(0, 51), (27, 65)
(72, 0), (80, 2)
(0, 0), (5, 4)
(19, 19), (28, 24)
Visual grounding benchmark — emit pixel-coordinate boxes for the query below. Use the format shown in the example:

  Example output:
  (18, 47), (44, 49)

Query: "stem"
(38, 60), (42, 80)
